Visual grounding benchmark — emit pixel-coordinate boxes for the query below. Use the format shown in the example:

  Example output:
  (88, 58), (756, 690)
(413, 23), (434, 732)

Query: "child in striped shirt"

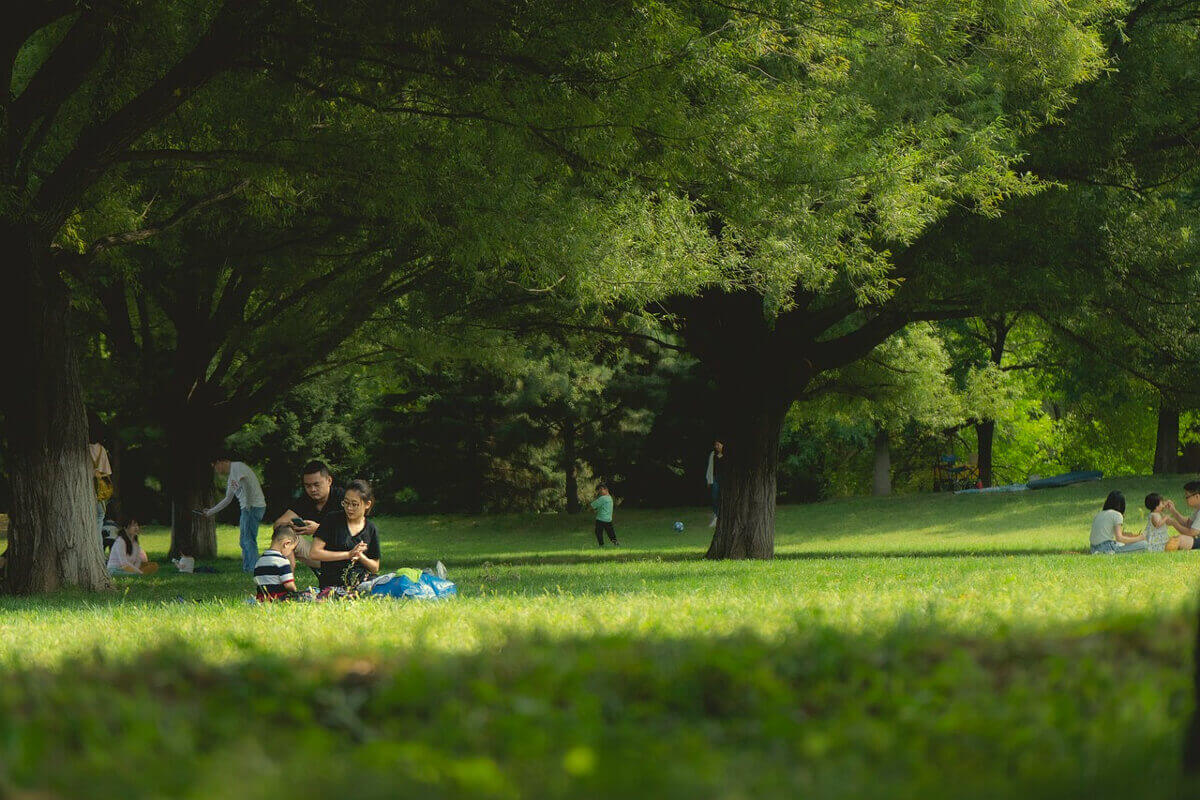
(254, 526), (300, 601)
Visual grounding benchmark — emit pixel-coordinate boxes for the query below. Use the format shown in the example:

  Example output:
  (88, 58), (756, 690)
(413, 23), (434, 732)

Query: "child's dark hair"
(1103, 491), (1126, 514)
(210, 452), (233, 464)
(1146, 493), (1163, 511)
(1185, 480), (1200, 495)
(271, 525), (299, 547)
(597, 483), (609, 493)
(345, 479), (374, 511)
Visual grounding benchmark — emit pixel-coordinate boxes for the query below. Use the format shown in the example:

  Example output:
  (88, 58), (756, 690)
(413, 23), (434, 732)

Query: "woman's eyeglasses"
(341, 500), (364, 510)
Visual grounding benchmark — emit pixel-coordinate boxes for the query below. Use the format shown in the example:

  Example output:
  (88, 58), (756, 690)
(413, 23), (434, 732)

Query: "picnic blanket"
(253, 568), (457, 603)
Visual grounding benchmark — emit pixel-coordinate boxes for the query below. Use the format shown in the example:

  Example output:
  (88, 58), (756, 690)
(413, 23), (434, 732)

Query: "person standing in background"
(705, 439), (725, 528)
(198, 455), (267, 572)
(88, 413), (114, 541)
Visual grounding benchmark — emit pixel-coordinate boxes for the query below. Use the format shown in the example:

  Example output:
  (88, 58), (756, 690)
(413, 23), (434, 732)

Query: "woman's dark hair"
(115, 513), (139, 557)
(345, 479), (374, 513)
(1103, 491), (1126, 514)
(1145, 493), (1163, 511)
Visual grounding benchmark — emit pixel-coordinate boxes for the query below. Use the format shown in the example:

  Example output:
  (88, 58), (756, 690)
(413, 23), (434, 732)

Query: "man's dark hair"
(1145, 493), (1163, 511)
(1102, 491), (1126, 514)
(597, 483), (609, 493)
(1185, 480), (1200, 495)
(302, 460), (331, 478)
(210, 452), (233, 464)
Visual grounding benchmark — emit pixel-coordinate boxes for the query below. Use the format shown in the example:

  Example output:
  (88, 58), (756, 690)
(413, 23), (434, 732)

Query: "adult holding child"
(1089, 491), (1148, 554)
(1156, 481), (1200, 548)
(272, 460), (344, 572)
(197, 454), (267, 573)
(308, 479), (381, 588)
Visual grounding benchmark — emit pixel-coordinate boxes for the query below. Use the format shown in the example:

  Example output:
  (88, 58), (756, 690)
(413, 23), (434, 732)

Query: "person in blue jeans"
(1089, 490), (1148, 554)
(198, 455), (267, 572)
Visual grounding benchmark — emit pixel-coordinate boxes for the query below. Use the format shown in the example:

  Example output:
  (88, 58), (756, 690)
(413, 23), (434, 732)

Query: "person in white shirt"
(106, 516), (159, 575)
(705, 439), (725, 528)
(198, 455), (267, 572)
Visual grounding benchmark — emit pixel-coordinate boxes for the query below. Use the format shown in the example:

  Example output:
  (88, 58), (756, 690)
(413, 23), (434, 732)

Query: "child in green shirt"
(590, 484), (618, 547)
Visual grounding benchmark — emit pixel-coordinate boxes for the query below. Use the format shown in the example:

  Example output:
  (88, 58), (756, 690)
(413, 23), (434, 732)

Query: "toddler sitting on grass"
(1142, 493), (1181, 552)
(254, 526), (300, 601)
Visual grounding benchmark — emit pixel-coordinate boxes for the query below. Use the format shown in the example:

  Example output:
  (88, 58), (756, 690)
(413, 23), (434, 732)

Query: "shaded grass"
(2, 475), (1200, 798)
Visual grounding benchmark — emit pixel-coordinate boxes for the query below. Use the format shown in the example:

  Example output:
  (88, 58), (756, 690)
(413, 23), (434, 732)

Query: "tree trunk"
(1, 245), (111, 593)
(167, 430), (217, 558)
(564, 422), (580, 513)
(1153, 401), (1180, 475)
(976, 419), (996, 487)
(705, 390), (789, 560)
(872, 427), (891, 496)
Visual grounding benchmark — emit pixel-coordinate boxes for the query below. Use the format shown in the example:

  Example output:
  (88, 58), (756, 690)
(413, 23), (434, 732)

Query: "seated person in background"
(272, 460), (343, 573)
(254, 526), (300, 601)
(308, 479), (381, 588)
(107, 515), (160, 575)
(1159, 481), (1200, 548)
(1144, 493), (1193, 551)
(1089, 491), (1148, 554)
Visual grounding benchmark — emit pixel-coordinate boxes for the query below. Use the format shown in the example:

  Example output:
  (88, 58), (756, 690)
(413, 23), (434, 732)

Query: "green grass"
(3, 476), (1200, 798)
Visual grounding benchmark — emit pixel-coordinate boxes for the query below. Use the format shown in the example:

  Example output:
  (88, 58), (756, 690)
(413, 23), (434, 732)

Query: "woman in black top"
(308, 479), (381, 588)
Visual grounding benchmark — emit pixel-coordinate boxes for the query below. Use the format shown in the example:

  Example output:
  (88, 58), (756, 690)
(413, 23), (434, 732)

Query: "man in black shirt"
(273, 460), (344, 572)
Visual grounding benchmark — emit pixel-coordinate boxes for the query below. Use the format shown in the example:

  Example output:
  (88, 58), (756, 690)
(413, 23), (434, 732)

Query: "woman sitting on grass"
(106, 515), (159, 575)
(1089, 491), (1148, 554)
(1143, 493), (1194, 552)
(308, 479), (381, 588)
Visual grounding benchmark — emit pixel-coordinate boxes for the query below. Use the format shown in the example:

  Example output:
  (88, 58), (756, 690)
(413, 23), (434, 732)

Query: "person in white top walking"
(198, 455), (267, 572)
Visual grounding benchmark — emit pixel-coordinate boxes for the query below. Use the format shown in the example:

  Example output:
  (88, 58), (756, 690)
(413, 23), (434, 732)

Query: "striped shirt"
(253, 549), (295, 600)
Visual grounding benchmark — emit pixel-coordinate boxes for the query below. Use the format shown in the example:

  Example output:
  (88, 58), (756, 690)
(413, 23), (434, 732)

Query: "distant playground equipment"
(933, 454), (980, 492)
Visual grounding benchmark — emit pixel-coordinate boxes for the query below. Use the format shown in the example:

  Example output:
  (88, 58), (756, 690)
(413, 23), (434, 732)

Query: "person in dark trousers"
(705, 438), (725, 528)
(591, 483), (619, 547)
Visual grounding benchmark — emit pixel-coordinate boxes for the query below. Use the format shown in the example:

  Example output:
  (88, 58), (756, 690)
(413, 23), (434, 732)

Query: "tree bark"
(167, 429), (217, 558)
(1153, 401), (1180, 475)
(872, 427), (891, 496)
(704, 389), (789, 560)
(1, 243), (111, 593)
(976, 419), (996, 488)
(564, 422), (580, 513)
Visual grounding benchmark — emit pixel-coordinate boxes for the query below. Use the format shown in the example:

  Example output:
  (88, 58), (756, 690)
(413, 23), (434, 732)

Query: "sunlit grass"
(2, 475), (1199, 798)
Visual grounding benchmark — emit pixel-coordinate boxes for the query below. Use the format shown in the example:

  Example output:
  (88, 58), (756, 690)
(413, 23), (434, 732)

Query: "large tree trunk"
(705, 389), (789, 560)
(1153, 401), (1180, 475)
(563, 422), (581, 513)
(872, 427), (891, 496)
(2, 245), (111, 593)
(976, 419), (996, 488)
(167, 428), (217, 558)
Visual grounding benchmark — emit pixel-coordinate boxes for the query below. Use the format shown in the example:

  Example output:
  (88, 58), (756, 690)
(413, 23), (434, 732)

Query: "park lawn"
(2, 475), (1200, 798)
